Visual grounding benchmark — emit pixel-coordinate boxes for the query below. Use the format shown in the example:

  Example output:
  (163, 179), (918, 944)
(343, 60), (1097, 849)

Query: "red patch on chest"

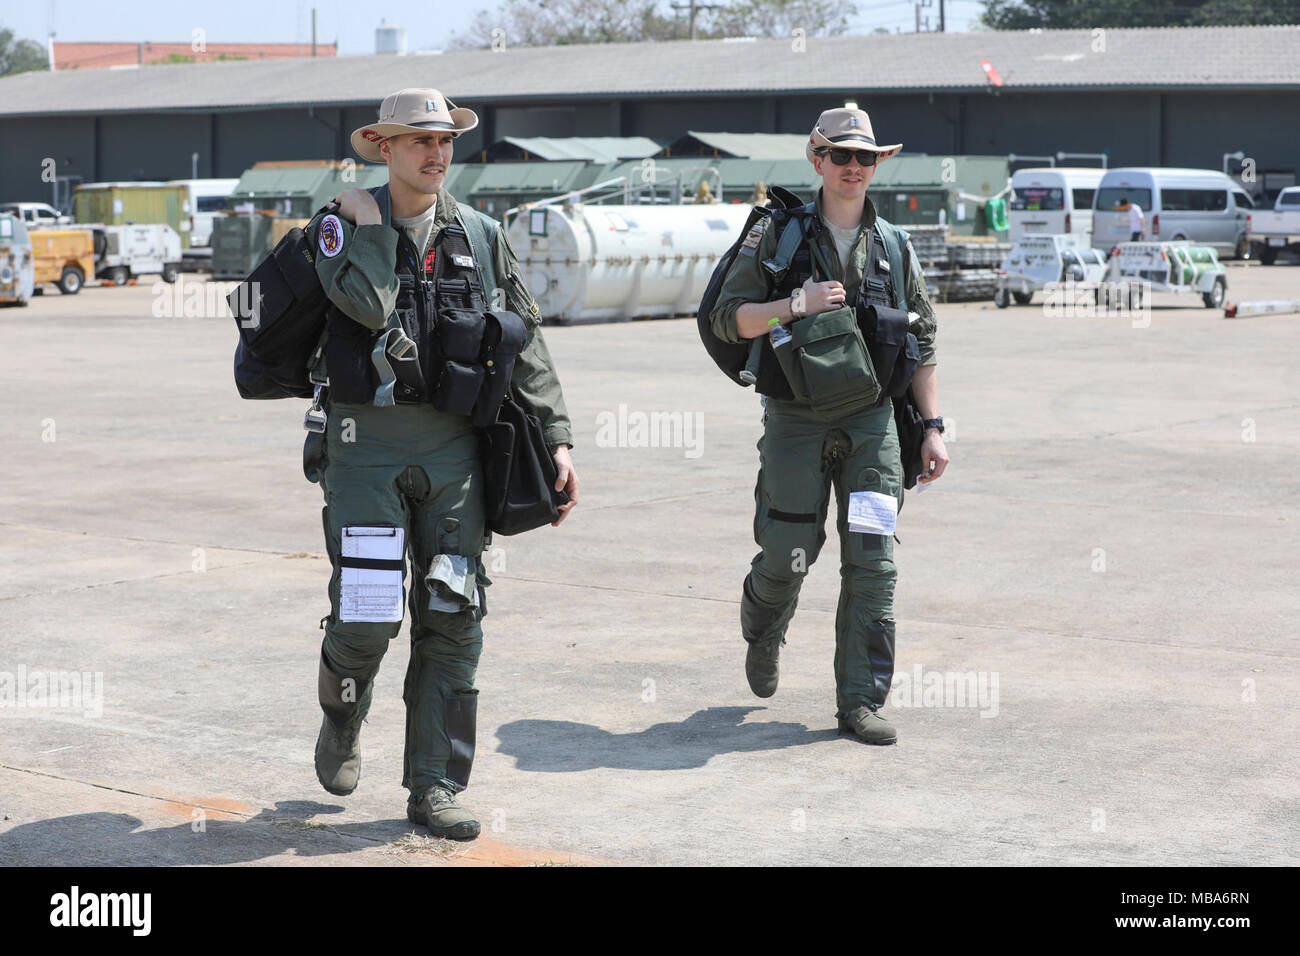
(424, 248), (437, 273)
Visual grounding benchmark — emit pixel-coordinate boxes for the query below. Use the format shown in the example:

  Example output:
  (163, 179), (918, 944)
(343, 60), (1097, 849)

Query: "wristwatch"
(923, 417), (945, 434)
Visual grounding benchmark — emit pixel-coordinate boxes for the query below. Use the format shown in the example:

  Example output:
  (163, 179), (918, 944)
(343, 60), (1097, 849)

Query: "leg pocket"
(337, 524), (406, 623)
(423, 517), (483, 616)
(845, 468), (899, 558)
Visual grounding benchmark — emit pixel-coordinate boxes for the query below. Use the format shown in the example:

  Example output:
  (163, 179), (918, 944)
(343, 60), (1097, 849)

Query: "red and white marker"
(1224, 299), (1300, 318)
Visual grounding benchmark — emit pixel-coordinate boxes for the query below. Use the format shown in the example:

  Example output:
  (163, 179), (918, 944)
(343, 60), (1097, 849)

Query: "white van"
(166, 179), (239, 248)
(1008, 167), (1104, 241)
(1092, 168), (1254, 259)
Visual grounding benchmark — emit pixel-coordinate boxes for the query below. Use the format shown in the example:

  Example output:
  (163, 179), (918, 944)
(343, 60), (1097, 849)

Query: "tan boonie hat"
(806, 107), (902, 163)
(350, 88), (479, 163)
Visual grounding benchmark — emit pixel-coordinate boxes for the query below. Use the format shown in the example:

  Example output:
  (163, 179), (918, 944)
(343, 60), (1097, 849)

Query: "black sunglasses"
(819, 148), (878, 167)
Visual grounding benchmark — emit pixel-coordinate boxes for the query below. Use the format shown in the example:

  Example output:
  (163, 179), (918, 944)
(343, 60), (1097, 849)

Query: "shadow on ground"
(0, 801), (416, 866)
(495, 706), (835, 771)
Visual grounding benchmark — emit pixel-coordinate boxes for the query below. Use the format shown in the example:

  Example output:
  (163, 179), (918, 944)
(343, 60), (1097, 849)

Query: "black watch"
(923, 417), (945, 434)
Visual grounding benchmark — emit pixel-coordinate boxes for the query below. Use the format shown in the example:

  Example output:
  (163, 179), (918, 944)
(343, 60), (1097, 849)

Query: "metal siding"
(631, 99), (769, 141)
(211, 109), (338, 177)
(0, 116), (97, 205)
(94, 113), (211, 185)
(0, 90), (1294, 201)
(960, 92), (1157, 167)
(1163, 91), (1300, 179)
(492, 103), (620, 139)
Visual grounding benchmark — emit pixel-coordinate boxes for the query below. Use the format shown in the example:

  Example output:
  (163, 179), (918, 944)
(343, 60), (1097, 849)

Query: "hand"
(551, 445), (579, 526)
(333, 189), (382, 226)
(795, 277), (846, 317)
(917, 431), (949, 484)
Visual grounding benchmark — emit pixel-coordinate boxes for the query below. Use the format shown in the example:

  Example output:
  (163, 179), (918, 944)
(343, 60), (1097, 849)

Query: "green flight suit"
(710, 188), (938, 715)
(311, 185), (572, 794)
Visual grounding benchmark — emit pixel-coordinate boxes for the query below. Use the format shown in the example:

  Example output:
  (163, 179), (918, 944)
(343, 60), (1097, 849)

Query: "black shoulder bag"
(480, 391), (569, 536)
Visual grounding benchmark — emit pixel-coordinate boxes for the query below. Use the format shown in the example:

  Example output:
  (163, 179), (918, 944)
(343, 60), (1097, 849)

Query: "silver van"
(1092, 168), (1253, 259)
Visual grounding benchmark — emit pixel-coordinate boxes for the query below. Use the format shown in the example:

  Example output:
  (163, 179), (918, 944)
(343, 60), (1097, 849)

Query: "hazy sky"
(2, 0), (983, 55)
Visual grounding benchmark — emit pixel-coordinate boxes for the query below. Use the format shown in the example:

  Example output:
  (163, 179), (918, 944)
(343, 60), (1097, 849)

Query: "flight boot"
(741, 575), (796, 699)
(315, 653), (372, 796)
(745, 637), (784, 699)
(837, 704), (898, 746)
(407, 784), (481, 841)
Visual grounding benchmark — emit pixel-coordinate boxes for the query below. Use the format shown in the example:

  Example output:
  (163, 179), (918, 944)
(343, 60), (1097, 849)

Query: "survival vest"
(697, 187), (916, 404)
(317, 187), (526, 428)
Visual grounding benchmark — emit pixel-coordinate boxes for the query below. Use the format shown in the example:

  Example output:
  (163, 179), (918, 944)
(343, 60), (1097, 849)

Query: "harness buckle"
(304, 383), (328, 434)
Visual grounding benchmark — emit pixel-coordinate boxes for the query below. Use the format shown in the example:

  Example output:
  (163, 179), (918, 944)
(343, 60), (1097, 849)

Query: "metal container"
(210, 213), (276, 278)
(73, 182), (193, 249)
(506, 202), (752, 322)
(210, 161), (388, 277)
(870, 156), (1012, 237)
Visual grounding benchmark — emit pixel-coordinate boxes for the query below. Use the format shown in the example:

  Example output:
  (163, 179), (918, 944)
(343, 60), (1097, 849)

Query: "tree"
(979, 0), (1300, 29)
(450, 0), (678, 49)
(1188, 0), (1300, 25)
(448, 0), (859, 49)
(711, 0), (858, 37)
(0, 27), (48, 76)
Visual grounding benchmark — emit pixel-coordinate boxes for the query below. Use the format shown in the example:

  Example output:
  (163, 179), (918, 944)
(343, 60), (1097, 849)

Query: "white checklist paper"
(847, 491), (897, 536)
(339, 526), (405, 623)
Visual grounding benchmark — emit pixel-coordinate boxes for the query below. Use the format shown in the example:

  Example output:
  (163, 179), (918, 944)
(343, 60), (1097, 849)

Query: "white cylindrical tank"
(506, 202), (754, 323)
(375, 25), (407, 55)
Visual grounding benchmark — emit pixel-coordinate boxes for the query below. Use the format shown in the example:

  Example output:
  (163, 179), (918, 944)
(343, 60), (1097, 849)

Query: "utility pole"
(914, 0), (932, 33)
(311, 7), (317, 56)
(671, 0), (722, 40)
(914, 0), (946, 32)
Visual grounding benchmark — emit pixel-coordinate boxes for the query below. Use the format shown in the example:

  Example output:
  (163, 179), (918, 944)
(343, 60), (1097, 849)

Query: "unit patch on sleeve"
(737, 217), (771, 257)
(318, 214), (344, 258)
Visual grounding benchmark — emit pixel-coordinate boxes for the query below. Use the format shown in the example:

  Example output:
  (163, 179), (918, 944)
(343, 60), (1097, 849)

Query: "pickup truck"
(1247, 187), (1300, 265)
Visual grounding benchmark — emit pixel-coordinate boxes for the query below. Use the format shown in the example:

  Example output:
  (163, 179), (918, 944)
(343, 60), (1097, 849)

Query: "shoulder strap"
(456, 202), (497, 296)
(367, 184), (391, 225)
(762, 201), (816, 280)
(873, 219), (909, 310)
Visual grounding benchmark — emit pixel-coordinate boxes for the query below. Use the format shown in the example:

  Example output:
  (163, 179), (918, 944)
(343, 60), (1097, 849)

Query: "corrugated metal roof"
(467, 161), (597, 194)
(659, 132), (810, 159)
(871, 156), (1011, 193)
(490, 136), (661, 162)
(1, 26), (1296, 118)
(229, 162), (388, 198)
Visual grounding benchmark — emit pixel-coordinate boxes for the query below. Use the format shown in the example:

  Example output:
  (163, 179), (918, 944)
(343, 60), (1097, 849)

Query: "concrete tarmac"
(1, 263), (1297, 866)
